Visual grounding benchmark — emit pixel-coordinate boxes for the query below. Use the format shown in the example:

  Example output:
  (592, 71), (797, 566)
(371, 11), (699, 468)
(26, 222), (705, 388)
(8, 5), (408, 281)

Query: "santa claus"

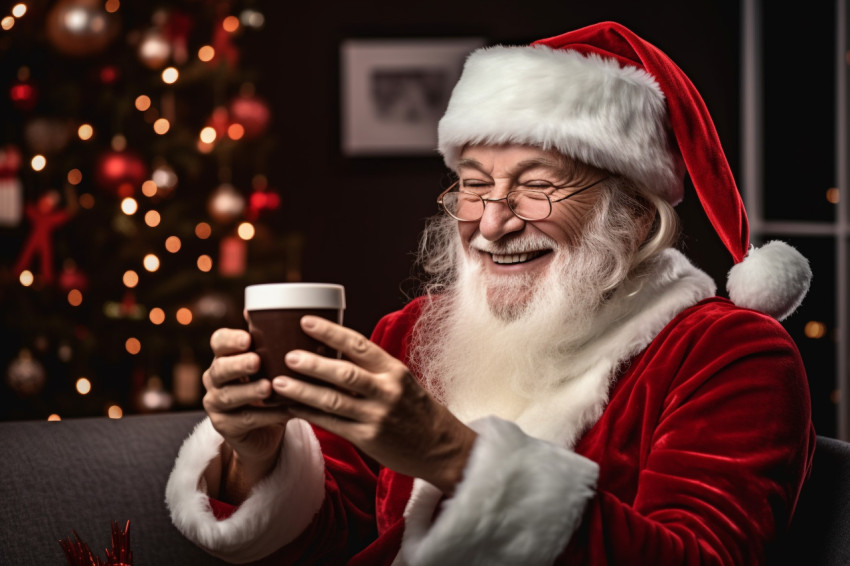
(166, 21), (815, 565)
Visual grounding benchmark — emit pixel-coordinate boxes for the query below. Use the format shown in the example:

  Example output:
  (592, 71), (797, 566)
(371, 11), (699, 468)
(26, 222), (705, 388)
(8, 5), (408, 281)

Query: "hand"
(272, 316), (477, 495)
(202, 328), (291, 500)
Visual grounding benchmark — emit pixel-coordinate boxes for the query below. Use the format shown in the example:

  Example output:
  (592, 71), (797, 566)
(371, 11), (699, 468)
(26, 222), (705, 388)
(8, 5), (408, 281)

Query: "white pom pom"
(726, 240), (812, 321)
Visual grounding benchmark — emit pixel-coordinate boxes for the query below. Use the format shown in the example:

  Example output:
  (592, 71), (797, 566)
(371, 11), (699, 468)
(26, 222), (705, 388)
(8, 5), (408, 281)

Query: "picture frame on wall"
(340, 37), (485, 157)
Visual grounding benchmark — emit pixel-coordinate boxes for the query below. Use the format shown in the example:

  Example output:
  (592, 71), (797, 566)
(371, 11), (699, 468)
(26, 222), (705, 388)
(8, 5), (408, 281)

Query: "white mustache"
(469, 232), (559, 255)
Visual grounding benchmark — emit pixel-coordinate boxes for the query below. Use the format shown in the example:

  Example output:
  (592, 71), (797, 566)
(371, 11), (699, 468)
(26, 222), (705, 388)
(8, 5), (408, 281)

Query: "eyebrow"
(456, 157), (563, 177)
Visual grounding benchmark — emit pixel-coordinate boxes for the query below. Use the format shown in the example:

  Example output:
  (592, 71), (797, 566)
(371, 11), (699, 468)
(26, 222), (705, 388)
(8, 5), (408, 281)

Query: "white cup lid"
(245, 283), (346, 310)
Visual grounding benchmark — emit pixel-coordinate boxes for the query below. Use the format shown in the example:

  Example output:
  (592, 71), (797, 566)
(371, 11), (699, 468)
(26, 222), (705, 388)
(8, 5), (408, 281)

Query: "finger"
(206, 351), (260, 389)
(300, 316), (388, 371)
(203, 378), (272, 412)
(210, 328), (252, 356)
(283, 350), (383, 398)
(272, 375), (373, 422)
(208, 407), (289, 438)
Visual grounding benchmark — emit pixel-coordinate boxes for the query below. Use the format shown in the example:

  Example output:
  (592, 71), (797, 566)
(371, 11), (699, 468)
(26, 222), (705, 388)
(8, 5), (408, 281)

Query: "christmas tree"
(0, 0), (301, 421)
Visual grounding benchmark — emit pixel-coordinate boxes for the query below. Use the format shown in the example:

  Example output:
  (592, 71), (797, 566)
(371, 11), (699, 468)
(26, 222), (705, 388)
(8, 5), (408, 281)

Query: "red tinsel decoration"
(59, 520), (132, 566)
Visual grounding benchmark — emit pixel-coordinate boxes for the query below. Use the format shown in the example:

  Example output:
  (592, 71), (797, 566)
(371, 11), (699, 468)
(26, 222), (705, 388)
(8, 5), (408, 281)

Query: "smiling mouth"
(490, 250), (550, 265)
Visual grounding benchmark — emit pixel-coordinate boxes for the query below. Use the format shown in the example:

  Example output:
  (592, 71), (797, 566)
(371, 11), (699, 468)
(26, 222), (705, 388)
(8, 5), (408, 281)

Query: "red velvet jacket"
(188, 294), (813, 565)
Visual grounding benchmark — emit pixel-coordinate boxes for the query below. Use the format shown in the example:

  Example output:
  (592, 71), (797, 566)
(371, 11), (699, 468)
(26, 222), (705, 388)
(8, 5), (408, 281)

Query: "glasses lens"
(508, 191), (551, 220)
(442, 191), (484, 221)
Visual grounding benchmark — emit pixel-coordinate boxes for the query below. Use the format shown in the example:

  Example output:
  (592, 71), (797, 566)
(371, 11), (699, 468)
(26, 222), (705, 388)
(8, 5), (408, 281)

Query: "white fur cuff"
(165, 417), (326, 563)
(401, 416), (599, 565)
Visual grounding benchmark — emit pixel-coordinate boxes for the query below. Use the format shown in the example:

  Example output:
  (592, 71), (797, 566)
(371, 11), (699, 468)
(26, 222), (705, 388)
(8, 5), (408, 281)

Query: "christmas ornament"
(228, 94), (271, 139)
(45, 0), (120, 58)
(207, 183), (245, 224)
(24, 117), (74, 155)
(59, 520), (132, 566)
(210, 16), (239, 68)
(162, 9), (193, 66)
(193, 291), (234, 320)
(0, 145), (23, 227)
(173, 350), (201, 406)
(59, 259), (89, 292)
(99, 65), (120, 85)
(9, 78), (38, 111)
(95, 151), (148, 196)
(218, 234), (246, 277)
(247, 185), (281, 221)
(151, 162), (177, 197)
(137, 29), (171, 70)
(6, 349), (46, 397)
(14, 189), (77, 284)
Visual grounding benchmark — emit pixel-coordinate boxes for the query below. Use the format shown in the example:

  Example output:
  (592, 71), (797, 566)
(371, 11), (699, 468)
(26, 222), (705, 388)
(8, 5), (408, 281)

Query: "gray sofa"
(2, 410), (849, 565)
(0, 411), (227, 565)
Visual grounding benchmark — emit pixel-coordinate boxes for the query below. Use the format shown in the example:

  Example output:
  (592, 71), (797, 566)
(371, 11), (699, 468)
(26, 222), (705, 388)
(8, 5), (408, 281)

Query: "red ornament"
(247, 187), (281, 221)
(219, 235), (246, 277)
(13, 190), (76, 284)
(9, 79), (38, 111)
(99, 65), (120, 84)
(0, 145), (23, 227)
(228, 95), (271, 139)
(209, 16), (239, 68)
(59, 259), (89, 292)
(95, 151), (148, 195)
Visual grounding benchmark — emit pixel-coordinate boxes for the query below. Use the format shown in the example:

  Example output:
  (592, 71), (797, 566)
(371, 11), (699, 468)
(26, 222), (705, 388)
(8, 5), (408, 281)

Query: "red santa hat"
(437, 21), (811, 320)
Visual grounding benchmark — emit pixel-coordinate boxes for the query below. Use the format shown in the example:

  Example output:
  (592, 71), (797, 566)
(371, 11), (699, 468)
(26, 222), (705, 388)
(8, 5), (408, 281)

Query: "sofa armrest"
(0, 410), (230, 565)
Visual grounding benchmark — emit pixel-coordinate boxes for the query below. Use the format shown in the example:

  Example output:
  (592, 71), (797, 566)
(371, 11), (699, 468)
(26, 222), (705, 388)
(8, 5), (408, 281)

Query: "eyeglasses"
(437, 176), (608, 222)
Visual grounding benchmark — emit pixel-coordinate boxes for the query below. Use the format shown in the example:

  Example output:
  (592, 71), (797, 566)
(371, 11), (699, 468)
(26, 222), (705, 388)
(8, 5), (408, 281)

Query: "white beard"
(410, 213), (636, 424)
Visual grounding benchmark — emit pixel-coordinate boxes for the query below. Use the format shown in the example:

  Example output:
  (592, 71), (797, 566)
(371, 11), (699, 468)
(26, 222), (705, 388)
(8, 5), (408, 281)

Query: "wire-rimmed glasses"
(437, 177), (609, 222)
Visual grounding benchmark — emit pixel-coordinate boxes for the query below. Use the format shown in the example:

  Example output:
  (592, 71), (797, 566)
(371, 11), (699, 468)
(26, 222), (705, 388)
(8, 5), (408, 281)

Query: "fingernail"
(239, 333), (251, 349)
(273, 376), (290, 389)
(285, 351), (301, 365)
(301, 316), (317, 329)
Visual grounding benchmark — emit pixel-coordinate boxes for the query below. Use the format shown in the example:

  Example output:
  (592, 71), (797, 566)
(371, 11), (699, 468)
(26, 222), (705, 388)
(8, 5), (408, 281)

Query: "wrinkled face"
(455, 144), (606, 297)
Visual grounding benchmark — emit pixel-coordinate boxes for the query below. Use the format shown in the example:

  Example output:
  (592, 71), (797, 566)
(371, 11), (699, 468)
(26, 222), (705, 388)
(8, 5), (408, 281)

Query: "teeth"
(491, 251), (539, 264)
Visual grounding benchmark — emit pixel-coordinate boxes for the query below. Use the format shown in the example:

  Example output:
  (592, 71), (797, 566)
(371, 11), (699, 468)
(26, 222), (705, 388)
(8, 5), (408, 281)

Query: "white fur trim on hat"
(400, 416), (599, 565)
(438, 45), (685, 203)
(165, 417), (326, 563)
(726, 240), (812, 321)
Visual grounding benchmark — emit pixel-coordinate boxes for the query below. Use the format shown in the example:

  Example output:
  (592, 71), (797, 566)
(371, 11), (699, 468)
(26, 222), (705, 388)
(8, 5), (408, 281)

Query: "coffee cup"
(244, 283), (346, 405)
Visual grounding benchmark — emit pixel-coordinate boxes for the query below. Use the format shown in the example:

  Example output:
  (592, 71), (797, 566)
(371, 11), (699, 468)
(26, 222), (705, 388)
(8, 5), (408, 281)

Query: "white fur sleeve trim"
(165, 417), (326, 563)
(401, 416), (599, 565)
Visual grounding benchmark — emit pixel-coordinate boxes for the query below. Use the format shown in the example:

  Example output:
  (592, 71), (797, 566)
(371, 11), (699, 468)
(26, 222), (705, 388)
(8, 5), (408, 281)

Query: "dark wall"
(257, 1), (742, 336)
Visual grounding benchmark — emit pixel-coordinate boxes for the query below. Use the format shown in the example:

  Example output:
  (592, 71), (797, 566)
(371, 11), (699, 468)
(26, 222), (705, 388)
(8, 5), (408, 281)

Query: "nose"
(477, 195), (526, 241)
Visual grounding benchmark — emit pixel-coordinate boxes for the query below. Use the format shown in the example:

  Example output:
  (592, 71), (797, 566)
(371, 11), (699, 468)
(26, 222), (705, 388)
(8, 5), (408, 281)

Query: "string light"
(200, 126), (217, 144)
(198, 45), (215, 62)
(143, 253), (160, 272)
(1, 16), (14, 30)
(176, 307), (193, 325)
(76, 377), (92, 395)
(47, 414), (61, 421)
(67, 289), (83, 306)
(195, 222), (212, 239)
(826, 188), (839, 204)
(149, 307), (165, 325)
(144, 209), (161, 227)
(123, 270), (139, 288)
(161, 66), (179, 84)
(227, 123), (245, 140)
(165, 235), (181, 252)
(804, 321), (827, 339)
(120, 197), (138, 215)
(11, 4), (27, 18)
(31, 154), (46, 171)
(77, 124), (93, 140)
(222, 15), (240, 33)
(237, 222), (255, 240)
(67, 168), (83, 185)
(153, 118), (170, 134)
(107, 405), (123, 419)
(19, 270), (34, 286)
(135, 95), (151, 111)
(197, 254), (213, 272)
(125, 337), (141, 354)
(141, 179), (157, 197)
(104, 0), (119, 13)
